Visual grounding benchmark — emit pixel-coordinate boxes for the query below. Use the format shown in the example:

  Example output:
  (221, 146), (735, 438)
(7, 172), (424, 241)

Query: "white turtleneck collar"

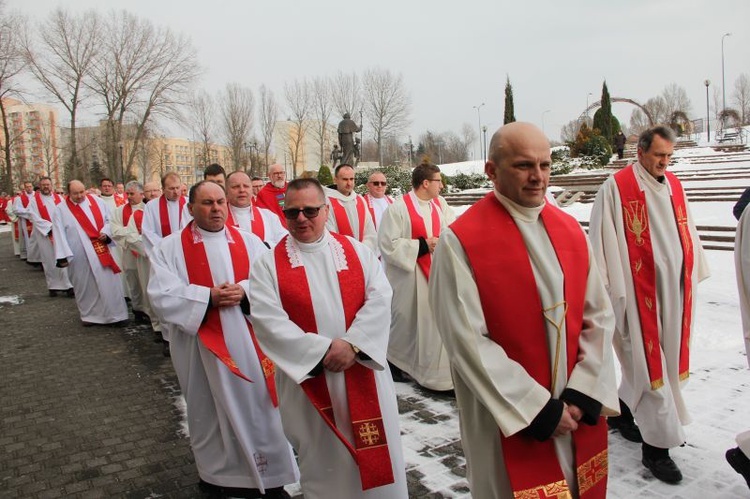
(493, 190), (545, 223)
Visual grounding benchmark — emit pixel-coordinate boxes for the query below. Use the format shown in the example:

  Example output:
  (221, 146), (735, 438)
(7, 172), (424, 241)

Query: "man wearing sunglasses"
(148, 181), (299, 498)
(364, 171), (394, 230)
(324, 164), (378, 253)
(378, 161), (456, 391)
(250, 178), (408, 498)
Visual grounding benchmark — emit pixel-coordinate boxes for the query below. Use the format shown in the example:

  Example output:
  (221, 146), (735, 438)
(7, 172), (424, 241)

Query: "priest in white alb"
(324, 164), (377, 252)
(430, 123), (617, 499)
(52, 180), (128, 326)
(225, 171), (287, 248)
(377, 161), (456, 390)
(111, 181), (153, 325)
(589, 125), (709, 484)
(363, 171), (394, 231)
(250, 178), (408, 499)
(27, 177), (72, 297)
(13, 181), (37, 262)
(98, 177), (129, 299)
(148, 181), (299, 498)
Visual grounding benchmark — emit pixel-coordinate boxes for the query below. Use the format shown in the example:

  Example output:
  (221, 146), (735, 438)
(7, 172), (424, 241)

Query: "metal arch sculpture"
(584, 97), (655, 126)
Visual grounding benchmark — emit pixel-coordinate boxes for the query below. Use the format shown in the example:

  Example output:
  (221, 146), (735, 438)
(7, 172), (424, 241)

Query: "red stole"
(329, 195), (367, 242)
(614, 165), (695, 388)
(226, 205), (266, 242)
(20, 192), (33, 236)
(159, 195), (186, 237)
(35, 192), (62, 222)
(403, 192), (441, 280)
(451, 193), (608, 499)
(364, 194), (393, 229)
(274, 233), (394, 490)
(114, 193), (126, 207)
(180, 222), (277, 406)
(66, 195), (121, 274)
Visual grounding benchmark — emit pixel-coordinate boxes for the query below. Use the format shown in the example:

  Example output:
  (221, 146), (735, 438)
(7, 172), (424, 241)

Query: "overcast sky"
(8, 0), (750, 154)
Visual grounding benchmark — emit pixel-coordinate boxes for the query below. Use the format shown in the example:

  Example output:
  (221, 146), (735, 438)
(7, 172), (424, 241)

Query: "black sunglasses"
(370, 181), (387, 186)
(283, 204), (326, 220)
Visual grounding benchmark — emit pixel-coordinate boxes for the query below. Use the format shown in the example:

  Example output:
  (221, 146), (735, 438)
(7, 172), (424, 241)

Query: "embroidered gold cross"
(543, 301), (568, 395)
(624, 200), (648, 246)
(676, 206), (692, 255)
(358, 422), (381, 446)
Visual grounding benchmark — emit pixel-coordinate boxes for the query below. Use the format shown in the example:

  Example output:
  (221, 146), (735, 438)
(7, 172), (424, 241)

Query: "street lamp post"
(118, 143), (124, 184)
(542, 109), (551, 136)
(481, 125), (487, 163)
(704, 80), (711, 142)
(473, 103), (485, 162)
(722, 32), (732, 113)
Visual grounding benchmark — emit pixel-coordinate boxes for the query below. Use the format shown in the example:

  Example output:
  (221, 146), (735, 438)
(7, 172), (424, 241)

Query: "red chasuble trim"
(451, 193), (608, 499)
(403, 192), (441, 280)
(180, 222), (278, 406)
(613, 166), (695, 388)
(66, 195), (121, 274)
(364, 194), (393, 229)
(329, 196), (367, 242)
(21, 192), (33, 236)
(158, 195), (185, 237)
(226, 205), (266, 242)
(274, 233), (395, 490)
(35, 191), (62, 223)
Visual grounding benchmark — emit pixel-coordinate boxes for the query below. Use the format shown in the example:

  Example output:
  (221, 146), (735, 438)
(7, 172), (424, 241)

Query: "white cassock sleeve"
(110, 206), (140, 253)
(51, 207), (73, 260)
(147, 234), (212, 335)
(735, 207), (750, 367)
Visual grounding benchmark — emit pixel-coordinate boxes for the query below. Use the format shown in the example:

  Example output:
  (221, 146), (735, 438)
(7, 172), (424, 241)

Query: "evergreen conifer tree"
(593, 80), (613, 144)
(504, 76), (516, 124)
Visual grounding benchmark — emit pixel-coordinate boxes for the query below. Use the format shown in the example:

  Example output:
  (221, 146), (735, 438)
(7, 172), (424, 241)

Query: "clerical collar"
(293, 230), (330, 253)
(494, 190), (545, 223)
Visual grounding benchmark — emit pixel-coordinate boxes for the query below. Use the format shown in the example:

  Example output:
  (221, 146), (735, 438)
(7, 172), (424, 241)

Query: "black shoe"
(608, 416), (643, 442)
(263, 486), (291, 498)
(389, 362), (408, 383)
(642, 447), (682, 484)
(110, 320), (129, 328)
(133, 310), (151, 324)
(65, 288), (75, 298)
(726, 447), (750, 488)
(163, 340), (171, 357)
(48, 290), (58, 297)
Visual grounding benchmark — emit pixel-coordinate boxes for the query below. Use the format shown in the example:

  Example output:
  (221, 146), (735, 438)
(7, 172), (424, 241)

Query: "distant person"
(378, 162), (456, 390)
(0, 192), (9, 225)
(256, 164), (288, 227)
(251, 176), (265, 201)
(149, 181), (299, 498)
(430, 122), (617, 498)
(250, 178), (408, 498)
(363, 171), (394, 230)
(589, 126), (710, 483)
(614, 130), (627, 159)
(324, 164), (377, 252)
(143, 181), (162, 202)
(114, 182), (126, 205)
(204, 163), (226, 189)
(728, 197), (750, 490)
(225, 171), (287, 248)
(13, 181), (36, 262)
(52, 180), (128, 326)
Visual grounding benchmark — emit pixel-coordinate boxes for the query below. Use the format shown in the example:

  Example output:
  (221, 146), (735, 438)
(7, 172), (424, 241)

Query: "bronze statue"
(330, 144), (342, 168)
(337, 113), (361, 167)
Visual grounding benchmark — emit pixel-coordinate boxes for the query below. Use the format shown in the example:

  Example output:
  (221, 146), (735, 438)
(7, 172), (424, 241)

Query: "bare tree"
(22, 7), (101, 181)
(310, 76), (333, 166)
(362, 67), (411, 165)
(283, 78), (311, 177)
(733, 73), (750, 125)
(0, 3), (27, 192)
(87, 10), (200, 181)
(219, 83), (254, 171)
(460, 123), (477, 159)
(188, 90), (215, 168)
(661, 83), (692, 118)
(331, 71), (362, 118)
(258, 84), (278, 173)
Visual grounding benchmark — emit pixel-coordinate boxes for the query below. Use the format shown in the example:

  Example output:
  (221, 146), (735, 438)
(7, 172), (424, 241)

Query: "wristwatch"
(350, 344), (361, 355)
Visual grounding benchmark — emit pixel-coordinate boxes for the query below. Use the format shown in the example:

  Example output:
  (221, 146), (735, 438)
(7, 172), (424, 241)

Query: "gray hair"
(638, 125), (676, 152)
(125, 180), (143, 192)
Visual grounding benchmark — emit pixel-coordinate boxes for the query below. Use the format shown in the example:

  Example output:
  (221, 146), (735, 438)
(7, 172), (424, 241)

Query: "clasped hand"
(552, 403), (583, 438)
(323, 338), (357, 373)
(210, 283), (245, 308)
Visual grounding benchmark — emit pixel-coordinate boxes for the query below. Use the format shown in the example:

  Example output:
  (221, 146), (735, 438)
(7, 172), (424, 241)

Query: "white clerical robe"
(429, 193), (618, 498)
(52, 196), (128, 324)
(111, 203), (148, 315)
(148, 225), (299, 491)
(364, 194), (393, 230)
(14, 193), (37, 261)
(377, 192), (456, 390)
(589, 162), (710, 448)
(249, 231), (408, 499)
(100, 194), (129, 299)
(324, 187), (378, 253)
(28, 194), (72, 291)
(228, 204), (288, 248)
(6, 199), (21, 256)
(733, 207), (750, 459)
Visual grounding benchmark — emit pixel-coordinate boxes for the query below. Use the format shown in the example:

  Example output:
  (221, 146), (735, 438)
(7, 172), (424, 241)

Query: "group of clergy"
(6, 120), (750, 498)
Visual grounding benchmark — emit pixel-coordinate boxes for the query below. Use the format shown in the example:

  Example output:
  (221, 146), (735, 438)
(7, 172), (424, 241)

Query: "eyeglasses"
(427, 178), (443, 183)
(369, 181), (387, 187)
(283, 204), (326, 220)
